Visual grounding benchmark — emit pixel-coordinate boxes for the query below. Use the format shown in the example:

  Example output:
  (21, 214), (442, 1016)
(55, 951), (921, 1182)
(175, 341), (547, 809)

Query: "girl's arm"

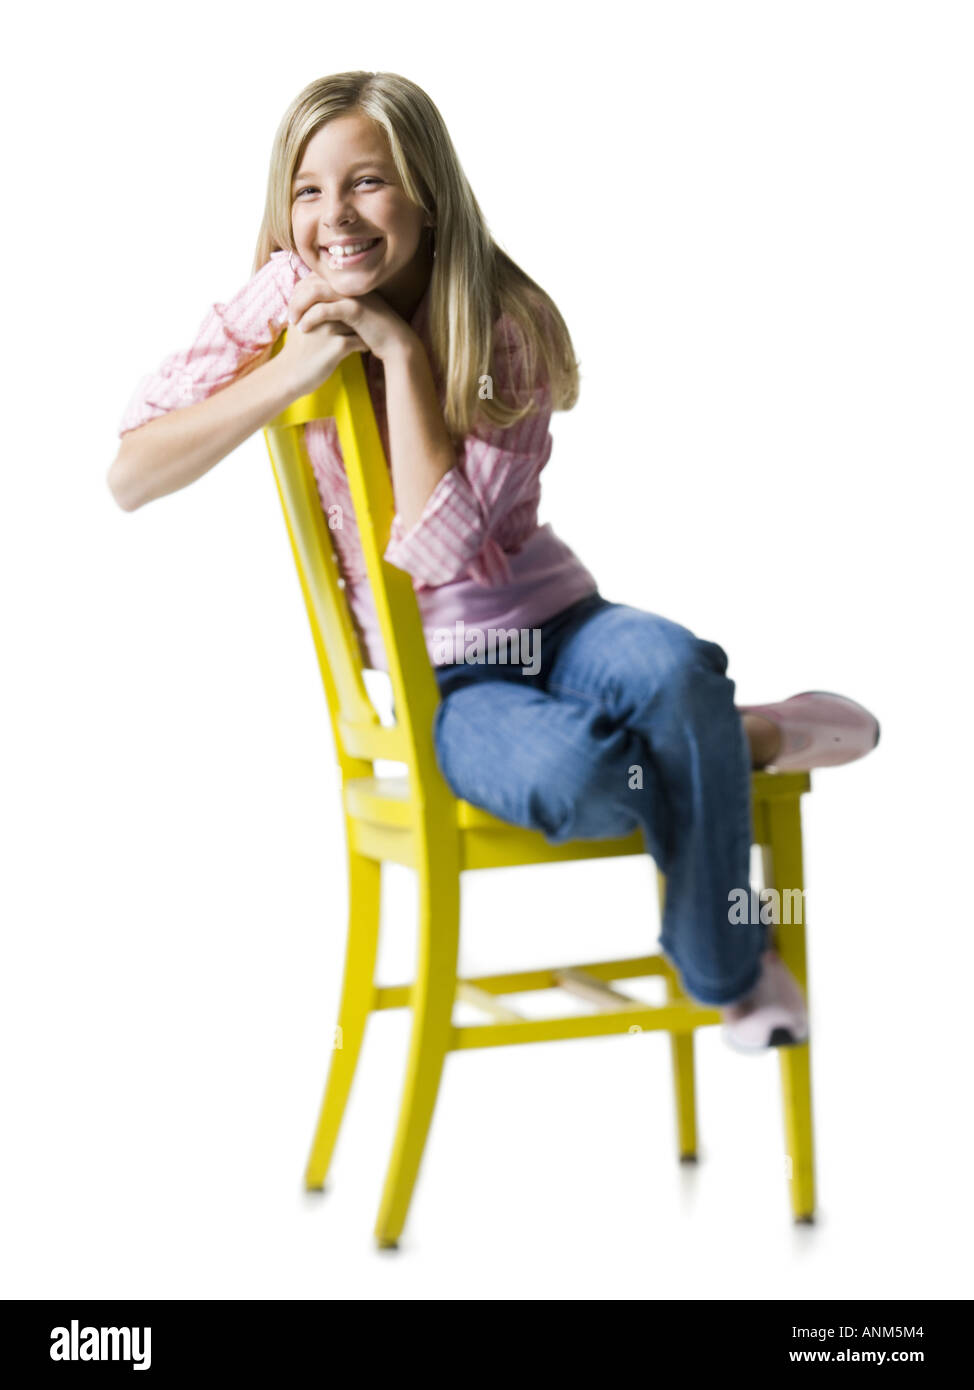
(381, 323), (553, 588)
(108, 348), (300, 511)
(381, 335), (457, 532)
(108, 250), (363, 512)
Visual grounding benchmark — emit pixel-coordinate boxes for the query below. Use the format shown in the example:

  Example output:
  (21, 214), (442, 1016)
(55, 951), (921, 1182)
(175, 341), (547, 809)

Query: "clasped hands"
(286, 273), (416, 363)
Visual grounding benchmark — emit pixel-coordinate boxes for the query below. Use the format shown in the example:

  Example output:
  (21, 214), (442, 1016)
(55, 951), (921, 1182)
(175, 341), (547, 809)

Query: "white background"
(2, 0), (971, 1299)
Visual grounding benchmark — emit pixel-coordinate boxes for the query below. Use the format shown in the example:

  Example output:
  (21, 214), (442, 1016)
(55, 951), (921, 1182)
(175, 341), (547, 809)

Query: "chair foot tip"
(375, 1237), (400, 1251)
(794, 1213), (816, 1225)
(678, 1152), (699, 1164)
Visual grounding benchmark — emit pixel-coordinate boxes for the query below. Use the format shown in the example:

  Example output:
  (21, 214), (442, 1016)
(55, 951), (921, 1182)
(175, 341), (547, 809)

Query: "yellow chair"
(263, 339), (817, 1248)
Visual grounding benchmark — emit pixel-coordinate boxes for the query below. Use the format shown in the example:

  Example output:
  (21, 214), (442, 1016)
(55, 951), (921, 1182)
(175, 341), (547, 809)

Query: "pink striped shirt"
(118, 250), (599, 671)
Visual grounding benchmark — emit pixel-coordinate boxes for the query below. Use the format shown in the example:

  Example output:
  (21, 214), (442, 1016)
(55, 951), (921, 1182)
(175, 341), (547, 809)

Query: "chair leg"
(779, 1042), (816, 1222)
(374, 853), (460, 1249)
(762, 802), (817, 1223)
(304, 847), (382, 1191)
(668, 990), (699, 1163)
(657, 870), (698, 1162)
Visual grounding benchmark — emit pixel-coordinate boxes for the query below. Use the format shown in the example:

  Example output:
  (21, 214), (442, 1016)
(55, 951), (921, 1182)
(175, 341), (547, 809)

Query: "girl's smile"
(322, 236), (384, 268)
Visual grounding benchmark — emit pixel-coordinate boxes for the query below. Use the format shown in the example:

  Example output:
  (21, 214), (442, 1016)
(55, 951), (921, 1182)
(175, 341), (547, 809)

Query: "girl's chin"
(325, 276), (386, 296)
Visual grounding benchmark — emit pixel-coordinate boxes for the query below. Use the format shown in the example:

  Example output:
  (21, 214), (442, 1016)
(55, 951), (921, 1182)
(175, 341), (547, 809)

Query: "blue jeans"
(431, 591), (767, 1005)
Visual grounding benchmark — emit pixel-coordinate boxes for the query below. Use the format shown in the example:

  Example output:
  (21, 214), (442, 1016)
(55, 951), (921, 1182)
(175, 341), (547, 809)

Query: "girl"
(110, 71), (880, 1053)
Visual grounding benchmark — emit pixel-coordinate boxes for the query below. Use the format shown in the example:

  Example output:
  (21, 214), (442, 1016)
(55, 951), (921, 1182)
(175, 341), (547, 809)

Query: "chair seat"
(342, 774), (544, 832)
(343, 774), (649, 869)
(343, 770), (812, 832)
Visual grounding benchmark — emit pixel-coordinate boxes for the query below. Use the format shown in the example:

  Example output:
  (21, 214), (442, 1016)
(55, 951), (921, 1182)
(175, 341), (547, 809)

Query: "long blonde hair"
(253, 71), (579, 440)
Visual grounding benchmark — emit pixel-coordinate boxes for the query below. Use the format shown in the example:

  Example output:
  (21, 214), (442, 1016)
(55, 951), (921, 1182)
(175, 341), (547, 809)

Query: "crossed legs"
(432, 602), (767, 1006)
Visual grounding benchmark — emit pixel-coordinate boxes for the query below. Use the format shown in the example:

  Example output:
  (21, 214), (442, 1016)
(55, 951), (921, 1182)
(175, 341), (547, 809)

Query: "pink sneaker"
(738, 690), (880, 771)
(721, 949), (809, 1052)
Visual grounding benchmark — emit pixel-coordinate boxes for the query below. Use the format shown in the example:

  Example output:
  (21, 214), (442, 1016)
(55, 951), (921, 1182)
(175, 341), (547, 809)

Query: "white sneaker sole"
(722, 1024), (809, 1054)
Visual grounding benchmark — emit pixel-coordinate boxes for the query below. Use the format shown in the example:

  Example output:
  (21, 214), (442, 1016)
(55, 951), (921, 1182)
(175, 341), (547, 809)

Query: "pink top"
(118, 250), (599, 671)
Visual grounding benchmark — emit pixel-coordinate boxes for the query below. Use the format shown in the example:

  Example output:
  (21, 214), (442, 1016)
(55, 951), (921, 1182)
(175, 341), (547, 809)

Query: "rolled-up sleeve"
(383, 347), (553, 588)
(117, 250), (308, 437)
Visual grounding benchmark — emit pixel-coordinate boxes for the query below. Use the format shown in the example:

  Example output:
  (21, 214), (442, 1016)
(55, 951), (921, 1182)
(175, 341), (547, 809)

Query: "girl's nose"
(321, 200), (357, 230)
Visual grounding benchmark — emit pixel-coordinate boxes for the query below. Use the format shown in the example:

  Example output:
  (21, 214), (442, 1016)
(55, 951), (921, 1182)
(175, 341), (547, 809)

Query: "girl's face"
(291, 112), (432, 319)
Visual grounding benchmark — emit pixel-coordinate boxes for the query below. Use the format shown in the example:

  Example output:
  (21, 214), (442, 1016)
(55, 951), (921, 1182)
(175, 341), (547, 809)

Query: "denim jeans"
(431, 591), (768, 1006)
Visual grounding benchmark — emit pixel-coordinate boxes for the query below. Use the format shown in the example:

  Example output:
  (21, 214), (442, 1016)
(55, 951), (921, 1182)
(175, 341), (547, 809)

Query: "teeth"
(328, 239), (377, 257)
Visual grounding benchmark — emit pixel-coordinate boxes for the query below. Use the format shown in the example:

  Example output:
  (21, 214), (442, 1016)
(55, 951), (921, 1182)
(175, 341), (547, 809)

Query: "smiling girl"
(109, 71), (879, 1051)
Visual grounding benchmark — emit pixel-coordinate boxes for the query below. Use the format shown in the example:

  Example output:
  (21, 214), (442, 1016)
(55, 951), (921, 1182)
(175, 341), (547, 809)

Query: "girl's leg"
(432, 674), (671, 865)
(541, 602), (765, 1006)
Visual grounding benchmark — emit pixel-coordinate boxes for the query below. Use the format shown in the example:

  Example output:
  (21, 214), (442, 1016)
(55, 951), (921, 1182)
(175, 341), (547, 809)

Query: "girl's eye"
(295, 177), (381, 199)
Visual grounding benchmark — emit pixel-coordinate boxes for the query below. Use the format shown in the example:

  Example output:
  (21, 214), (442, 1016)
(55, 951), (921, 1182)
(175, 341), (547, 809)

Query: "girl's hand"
(276, 281), (367, 398)
(287, 275), (417, 362)
(274, 318), (368, 400)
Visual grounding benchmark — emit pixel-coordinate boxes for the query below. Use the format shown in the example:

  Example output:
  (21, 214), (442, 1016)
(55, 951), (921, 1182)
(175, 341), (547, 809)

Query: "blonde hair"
(253, 71), (580, 440)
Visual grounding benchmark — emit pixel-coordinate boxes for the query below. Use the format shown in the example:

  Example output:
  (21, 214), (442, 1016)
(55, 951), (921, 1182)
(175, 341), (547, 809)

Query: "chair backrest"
(262, 337), (449, 802)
